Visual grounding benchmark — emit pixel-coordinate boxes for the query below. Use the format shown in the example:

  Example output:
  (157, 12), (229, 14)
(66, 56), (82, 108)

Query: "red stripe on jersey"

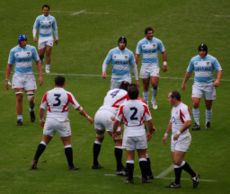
(140, 104), (150, 125)
(179, 109), (185, 123)
(41, 92), (51, 112)
(62, 93), (74, 112)
(112, 94), (128, 108)
(118, 105), (128, 125)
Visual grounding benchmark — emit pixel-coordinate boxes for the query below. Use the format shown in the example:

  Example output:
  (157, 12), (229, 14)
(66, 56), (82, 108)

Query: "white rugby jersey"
(170, 102), (191, 137)
(116, 99), (152, 137)
(99, 89), (128, 114)
(40, 87), (80, 121)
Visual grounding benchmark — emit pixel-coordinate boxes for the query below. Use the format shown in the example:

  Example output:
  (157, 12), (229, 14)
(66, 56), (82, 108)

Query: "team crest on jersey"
(152, 44), (156, 48)
(27, 52), (31, 56)
(194, 62), (198, 65)
(206, 61), (210, 65)
(125, 55), (128, 59)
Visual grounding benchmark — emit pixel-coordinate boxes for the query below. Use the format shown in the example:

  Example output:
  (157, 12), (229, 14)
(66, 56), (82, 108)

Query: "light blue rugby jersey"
(33, 15), (58, 39)
(8, 45), (40, 74)
(136, 37), (165, 67)
(103, 47), (137, 81)
(187, 54), (222, 84)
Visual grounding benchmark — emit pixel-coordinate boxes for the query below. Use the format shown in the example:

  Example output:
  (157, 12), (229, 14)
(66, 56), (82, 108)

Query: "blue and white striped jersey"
(8, 45), (40, 74)
(136, 37), (165, 67)
(33, 15), (58, 40)
(187, 54), (222, 84)
(102, 47), (138, 81)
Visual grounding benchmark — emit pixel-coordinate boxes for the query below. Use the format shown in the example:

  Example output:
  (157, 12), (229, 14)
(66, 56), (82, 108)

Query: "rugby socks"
(29, 103), (35, 112)
(114, 146), (123, 170)
(93, 141), (101, 165)
(143, 91), (149, 104)
(181, 161), (196, 178)
(33, 141), (47, 162)
(192, 108), (200, 125)
(126, 160), (134, 181)
(139, 158), (148, 180)
(17, 115), (23, 121)
(146, 155), (154, 178)
(152, 86), (158, 101)
(174, 162), (184, 184)
(205, 109), (212, 124)
(64, 145), (74, 168)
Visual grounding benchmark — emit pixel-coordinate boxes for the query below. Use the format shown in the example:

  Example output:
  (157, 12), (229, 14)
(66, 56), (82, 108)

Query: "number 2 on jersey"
(130, 107), (138, 120)
(53, 94), (61, 106)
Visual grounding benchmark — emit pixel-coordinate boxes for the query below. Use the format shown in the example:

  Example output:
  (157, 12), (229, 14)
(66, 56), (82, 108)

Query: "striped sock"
(192, 108), (200, 125)
(205, 109), (212, 124)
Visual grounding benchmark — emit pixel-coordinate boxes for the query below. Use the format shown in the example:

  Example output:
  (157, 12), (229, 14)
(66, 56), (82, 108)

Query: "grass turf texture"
(0, 0), (230, 193)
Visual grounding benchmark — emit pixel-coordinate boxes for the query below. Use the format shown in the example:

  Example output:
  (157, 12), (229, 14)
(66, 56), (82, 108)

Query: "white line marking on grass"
(71, 10), (86, 16)
(214, 14), (230, 18)
(155, 165), (174, 179)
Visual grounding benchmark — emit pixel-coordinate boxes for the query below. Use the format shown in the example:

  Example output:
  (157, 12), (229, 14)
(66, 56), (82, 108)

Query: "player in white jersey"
(5, 34), (43, 126)
(181, 43), (222, 130)
(113, 84), (156, 184)
(92, 81), (129, 175)
(33, 4), (58, 73)
(135, 27), (168, 109)
(101, 36), (139, 89)
(31, 76), (93, 170)
(162, 91), (199, 189)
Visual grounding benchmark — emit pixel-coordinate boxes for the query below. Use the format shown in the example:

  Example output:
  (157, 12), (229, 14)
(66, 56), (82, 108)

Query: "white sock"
(192, 108), (200, 125)
(205, 109), (212, 124)
(143, 91), (149, 104)
(17, 115), (23, 121)
(152, 87), (158, 102)
(46, 64), (50, 68)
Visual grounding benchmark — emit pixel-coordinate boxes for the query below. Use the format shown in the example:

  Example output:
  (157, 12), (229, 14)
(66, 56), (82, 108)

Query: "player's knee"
(96, 130), (104, 142)
(192, 101), (199, 108)
(27, 91), (34, 102)
(173, 158), (183, 166)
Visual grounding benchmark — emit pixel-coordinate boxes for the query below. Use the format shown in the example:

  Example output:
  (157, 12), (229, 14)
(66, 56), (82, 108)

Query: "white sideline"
(71, 10), (86, 16)
(51, 10), (109, 16)
(155, 165), (174, 179)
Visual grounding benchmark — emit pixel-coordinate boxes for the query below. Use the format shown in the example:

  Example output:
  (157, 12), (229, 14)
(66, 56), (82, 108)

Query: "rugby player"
(33, 4), (58, 73)
(101, 36), (139, 89)
(31, 76), (93, 170)
(162, 91), (200, 189)
(92, 81), (129, 175)
(181, 43), (222, 130)
(113, 84), (156, 184)
(5, 34), (43, 125)
(135, 27), (168, 109)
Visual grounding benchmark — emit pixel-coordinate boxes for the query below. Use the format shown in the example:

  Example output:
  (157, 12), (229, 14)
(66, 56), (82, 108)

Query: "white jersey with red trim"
(116, 99), (152, 137)
(99, 88), (128, 114)
(40, 87), (80, 122)
(170, 102), (191, 137)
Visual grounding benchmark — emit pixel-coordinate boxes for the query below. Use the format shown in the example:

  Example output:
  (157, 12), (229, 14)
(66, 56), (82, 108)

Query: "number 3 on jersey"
(53, 94), (61, 106)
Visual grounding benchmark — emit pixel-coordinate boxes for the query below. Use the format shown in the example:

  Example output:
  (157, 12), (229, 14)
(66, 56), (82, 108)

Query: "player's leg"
(26, 90), (36, 122)
(38, 45), (46, 65)
(192, 97), (201, 130)
(146, 152), (154, 179)
(45, 45), (53, 73)
(125, 150), (135, 184)
(137, 149), (150, 183)
(15, 89), (24, 126)
(92, 129), (104, 169)
(150, 76), (159, 110)
(31, 135), (52, 169)
(142, 78), (150, 104)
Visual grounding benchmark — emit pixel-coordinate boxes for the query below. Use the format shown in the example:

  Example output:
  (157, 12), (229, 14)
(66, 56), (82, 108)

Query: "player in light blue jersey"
(33, 4), (58, 73)
(5, 34), (43, 126)
(135, 27), (168, 109)
(181, 43), (222, 130)
(102, 36), (139, 89)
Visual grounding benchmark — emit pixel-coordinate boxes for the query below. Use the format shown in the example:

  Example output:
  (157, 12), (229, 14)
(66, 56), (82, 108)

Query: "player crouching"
(31, 76), (93, 170)
(113, 84), (156, 184)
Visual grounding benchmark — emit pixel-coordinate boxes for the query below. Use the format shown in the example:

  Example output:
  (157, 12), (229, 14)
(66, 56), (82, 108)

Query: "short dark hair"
(145, 26), (154, 34)
(42, 4), (50, 10)
(119, 81), (130, 91)
(55, 76), (65, 86)
(128, 84), (139, 99)
(169, 91), (181, 101)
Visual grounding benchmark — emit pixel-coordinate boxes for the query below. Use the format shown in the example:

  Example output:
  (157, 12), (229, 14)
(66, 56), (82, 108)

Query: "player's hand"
(54, 39), (58, 45)
(147, 132), (153, 141)
(87, 116), (94, 124)
(162, 133), (168, 144)
(111, 116), (115, 121)
(112, 132), (117, 140)
(181, 83), (186, 91)
(39, 120), (45, 128)
(4, 79), (11, 90)
(33, 37), (37, 42)
(135, 80), (139, 88)
(38, 75), (44, 86)
(213, 79), (220, 87)
(173, 133), (180, 141)
(162, 65), (168, 72)
(101, 72), (107, 79)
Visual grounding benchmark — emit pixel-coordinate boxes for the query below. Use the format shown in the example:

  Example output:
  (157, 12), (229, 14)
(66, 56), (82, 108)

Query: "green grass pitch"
(0, 0), (230, 193)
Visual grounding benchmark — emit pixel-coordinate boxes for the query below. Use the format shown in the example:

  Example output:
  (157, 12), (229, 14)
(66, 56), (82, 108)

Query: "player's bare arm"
(112, 120), (120, 139)
(146, 120), (156, 141)
(173, 120), (191, 141)
(181, 72), (192, 91)
(39, 108), (46, 128)
(214, 70), (222, 87)
(162, 122), (172, 144)
(5, 64), (12, 90)
(135, 54), (140, 65)
(162, 51), (168, 72)
(36, 60), (43, 86)
(77, 106), (94, 124)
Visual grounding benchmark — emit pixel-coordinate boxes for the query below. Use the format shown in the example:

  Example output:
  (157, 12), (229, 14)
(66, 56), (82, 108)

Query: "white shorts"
(110, 79), (131, 89)
(43, 118), (71, 137)
(192, 83), (216, 100)
(38, 39), (54, 49)
(140, 65), (160, 79)
(122, 134), (147, 151)
(94, 110), (115, 132)
(171, 133), (191, 152)
(12, 73), (37, 91)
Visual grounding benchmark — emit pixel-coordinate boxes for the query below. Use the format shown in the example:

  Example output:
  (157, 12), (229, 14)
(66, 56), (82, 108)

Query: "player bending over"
(92, 81), (129, 175)
(31, 76), (93, 170)
(5, 34), (43, 125)
(113, 84), (156, 184)
(181, 43), (222, 130)
(162, 91), (199, 189)
(33, 4), (58, 73)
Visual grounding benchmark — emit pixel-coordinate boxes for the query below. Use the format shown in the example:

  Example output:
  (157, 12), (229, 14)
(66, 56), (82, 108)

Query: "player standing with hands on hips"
(162, 91), (200, 189)
(181, 43), (222, 130)
(135, 27), (168, 109)
(33, 4), (58, 74)
(5, 34), (43, 126)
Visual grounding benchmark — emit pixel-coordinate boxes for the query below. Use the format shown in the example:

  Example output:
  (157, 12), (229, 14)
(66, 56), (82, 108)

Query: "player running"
(181, 43), (222, 130)
(162, 91), (200, 189)
(101, 36), (139, 89)
(31, 76), (93, 170)
(92, 81), (129, 175)
(113, 84), (156, 184)
(135, 26), (168, 109)
(33, 4), (58, 73)
(5, 34), (43, 126)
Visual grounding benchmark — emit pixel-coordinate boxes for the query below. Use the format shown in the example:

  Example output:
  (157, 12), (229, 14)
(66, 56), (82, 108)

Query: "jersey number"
(130, 107), (138, 120)
(110, 90), (120, 98)
(53, 94), (61, 106)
